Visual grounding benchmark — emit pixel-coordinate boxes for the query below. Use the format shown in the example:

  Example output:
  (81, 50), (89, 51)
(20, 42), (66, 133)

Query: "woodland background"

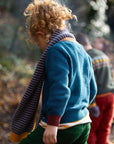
(0, 0), (114, 144)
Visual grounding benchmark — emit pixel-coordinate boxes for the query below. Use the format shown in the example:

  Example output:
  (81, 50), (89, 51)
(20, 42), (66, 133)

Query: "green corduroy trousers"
(19, 123), (90, 144)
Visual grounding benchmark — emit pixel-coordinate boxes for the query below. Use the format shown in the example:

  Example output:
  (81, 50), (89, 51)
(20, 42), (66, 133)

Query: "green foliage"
(0, 0), (4, 6)
(64, 0), (112, 39)
(0, 14), (41, 61)
(109, 0), (114, 4)
(0, 0), (13, 11)
(0, 23), (15, 51)
(0, 0), (113, 79)
(13, 26), (41, 60)
(0, 56), (14, 71)
(87, 5), (97, 22)
(0, 54), (35, 78)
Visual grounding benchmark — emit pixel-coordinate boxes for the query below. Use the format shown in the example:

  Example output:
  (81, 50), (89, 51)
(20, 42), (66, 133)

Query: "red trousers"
(88, 93), (114, 144)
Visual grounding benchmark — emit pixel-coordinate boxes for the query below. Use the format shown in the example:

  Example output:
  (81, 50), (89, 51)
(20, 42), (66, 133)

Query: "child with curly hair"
(10, 0), (97, 144)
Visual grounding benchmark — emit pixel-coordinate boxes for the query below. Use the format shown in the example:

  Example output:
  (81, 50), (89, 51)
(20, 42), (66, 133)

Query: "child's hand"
(88, 105), (100, 118)
(43, 125), (58, 144)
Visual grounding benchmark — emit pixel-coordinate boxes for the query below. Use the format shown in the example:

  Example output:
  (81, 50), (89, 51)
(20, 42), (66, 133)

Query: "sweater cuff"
(47, 115), (61, 126)
(88, 102), (96, 108)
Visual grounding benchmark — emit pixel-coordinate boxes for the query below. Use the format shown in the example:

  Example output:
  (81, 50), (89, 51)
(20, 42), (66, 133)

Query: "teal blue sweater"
(42, 41), (97, 126)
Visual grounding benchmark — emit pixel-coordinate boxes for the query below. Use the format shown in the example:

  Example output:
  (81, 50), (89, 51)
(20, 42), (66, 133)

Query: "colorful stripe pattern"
(10, 29), (75, 142)
(92, 55), (110, 70)
(39, 113), (91, 130)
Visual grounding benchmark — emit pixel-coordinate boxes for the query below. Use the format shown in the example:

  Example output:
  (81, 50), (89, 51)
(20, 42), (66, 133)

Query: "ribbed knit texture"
(11, 29), (75, 135)
(41, 41), (97, 125)
(87, 48), (114, 95)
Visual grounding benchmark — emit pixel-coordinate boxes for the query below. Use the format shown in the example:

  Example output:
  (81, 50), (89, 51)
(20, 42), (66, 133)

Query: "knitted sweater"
(10, 29), (77, 142)
(41, 41), (97, 126)
(87, 48), (114, 95)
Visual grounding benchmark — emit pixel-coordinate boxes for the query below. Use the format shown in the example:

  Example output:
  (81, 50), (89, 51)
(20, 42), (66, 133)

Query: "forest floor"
(0, 69), (31, 144)
(0, 73), (114, 144)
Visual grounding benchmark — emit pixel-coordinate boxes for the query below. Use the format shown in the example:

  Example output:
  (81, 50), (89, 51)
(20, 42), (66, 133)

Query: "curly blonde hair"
(24, 0), (77, 44)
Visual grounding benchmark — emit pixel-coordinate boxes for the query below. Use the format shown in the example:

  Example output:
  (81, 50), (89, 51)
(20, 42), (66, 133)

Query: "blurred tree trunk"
(106, 1), (114, 38)
(64, 0), (94, 34)
(11, 0), (30, 18)
(66, 0), (90, 23)
(0, 0), (13, 12)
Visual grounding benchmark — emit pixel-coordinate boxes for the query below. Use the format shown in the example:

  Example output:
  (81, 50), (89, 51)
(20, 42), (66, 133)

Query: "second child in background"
(76, 33), (114, 144)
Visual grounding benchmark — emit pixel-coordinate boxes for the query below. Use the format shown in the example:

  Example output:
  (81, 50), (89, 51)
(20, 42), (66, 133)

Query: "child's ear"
(37, 31), (45, 37)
